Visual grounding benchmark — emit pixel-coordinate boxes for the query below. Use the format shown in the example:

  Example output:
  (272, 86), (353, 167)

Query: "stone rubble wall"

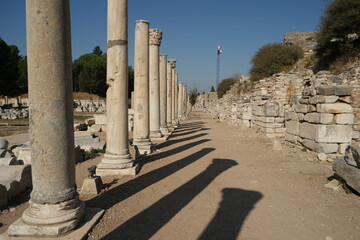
(195, 64), (360, 156)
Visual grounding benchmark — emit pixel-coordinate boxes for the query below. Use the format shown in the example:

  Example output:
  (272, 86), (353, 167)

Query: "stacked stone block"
(285, 86), (353, 154)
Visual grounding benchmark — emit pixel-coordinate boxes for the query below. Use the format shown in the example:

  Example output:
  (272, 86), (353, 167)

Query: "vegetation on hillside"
(217, 78), (238, 98)
(189, 88), (198, 107)
(315, 0), (360, 71)
(249, 43), (304, 82)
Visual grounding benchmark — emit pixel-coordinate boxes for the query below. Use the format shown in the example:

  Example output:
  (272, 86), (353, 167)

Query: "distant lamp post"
(216, 45), (222, 89)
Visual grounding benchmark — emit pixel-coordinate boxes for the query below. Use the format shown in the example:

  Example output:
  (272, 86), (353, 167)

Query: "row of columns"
(6, 0), (188, 237)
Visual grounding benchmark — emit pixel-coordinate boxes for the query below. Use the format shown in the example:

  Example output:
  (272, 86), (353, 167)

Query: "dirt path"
(1, 111), (359, 239)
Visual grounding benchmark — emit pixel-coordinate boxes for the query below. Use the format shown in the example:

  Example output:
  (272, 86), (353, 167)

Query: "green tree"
(0, 38), (21, 96)
(249, 43), (303, 81)
(189, 87), (198, 107)
(210, 86), (215, 92)
(92, 45), (103, 56)
(217, 78), (237, 98)
(316, 0), (360, 70)
(128, 65), (134, 97)
(17, 56), (28, 94)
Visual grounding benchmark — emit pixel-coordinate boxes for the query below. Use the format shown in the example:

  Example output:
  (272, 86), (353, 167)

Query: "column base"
(7, 198), (85, 237)
(149, 130), (163, 139)
(133, 138), (153, 155)
(3, 207), (104, 240)
(96, 153), (138, 176)
(160, 126), (170, 136)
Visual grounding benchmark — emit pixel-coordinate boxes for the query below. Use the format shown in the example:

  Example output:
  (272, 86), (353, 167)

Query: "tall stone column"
(171, 63), (177, 126)
(133, 20), (152, 155)
(167, 59), (176, 130)
(149, 29), (163, 139)
(8, 0), (85, 236)
(159, 54), (169, 135)
(178, 82), (183, 120)
(97, 0), (137, 176)
(174, 73), (179, 124)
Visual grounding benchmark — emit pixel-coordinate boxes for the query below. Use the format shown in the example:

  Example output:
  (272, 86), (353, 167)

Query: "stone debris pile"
(0, 107), (28, 120)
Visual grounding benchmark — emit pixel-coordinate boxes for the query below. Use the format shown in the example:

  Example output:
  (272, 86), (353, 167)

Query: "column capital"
(149, 28), (163, 46)
(168, 59), (176, 68)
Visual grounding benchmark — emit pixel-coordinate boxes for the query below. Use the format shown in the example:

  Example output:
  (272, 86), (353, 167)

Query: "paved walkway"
(86, 111), (359, 240)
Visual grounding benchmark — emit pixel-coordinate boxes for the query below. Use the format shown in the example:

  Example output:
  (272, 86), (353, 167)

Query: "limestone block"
(316, 86), (352, 96)
(286, 120), (300, 135)
(299, 122), (316, 140)
(334, 114), (354, 124)
(317, 143), (338, 153)
(275, 117), (285, 123)
(17, 147), (31, 165)
(352, 131), (360, 139)
(275, 128), (286, 133)
(94, 114), (106, 125)
(242, 112), (252, 120)
(295, 104), (308, 113)
(338, 143), (348, 154)
(344, 145), (360, 167)
(304, 112), (334, 124)
(0, 184), (7, 208)
(338, 96), (352, 104)
(333, 157), (360, 194)
(264, 102), (279, 117)
(81, 176), (103, 195)
(315, 125), (352, 143)
(0, 156), (18, 166)
(297, 113), (304, 121)
(302, 139), (317, 151)
(88, 124), (102, 133)
(285, 111), (297, 121)
(0, 137), (9, 150)
(315, 95), (339, 103)
(308, 105), (317, 112)
(285, 133), (301, 144)
(317, 103), (353, 114)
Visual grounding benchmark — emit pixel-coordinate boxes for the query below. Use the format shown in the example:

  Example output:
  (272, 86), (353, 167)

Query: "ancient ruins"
(0, 0), (359, 239)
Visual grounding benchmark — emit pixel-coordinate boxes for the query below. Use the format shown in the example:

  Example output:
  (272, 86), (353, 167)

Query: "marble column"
(159, 54), (169, 135)
(178, 83), (183, 120)
(149, 29), (163, 139)
(174, 73), (179, 124)
(171, 63), (177, 126)
(133, 20), (152, 155)
(8, 0), (84, 236)
(167, 59), (176, 130)
(97, 0), (137, 176)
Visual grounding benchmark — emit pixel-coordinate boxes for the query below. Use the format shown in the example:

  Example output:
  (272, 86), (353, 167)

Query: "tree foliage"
(189, 88), (198, 106)
(17, 56), (28, 94)
(217, 78), (237, 98)
(92, 45), (103, 56)
(0, 38), (21, 96)
(249, 43), (303, 81)
(315, 0), (360, 70)
(210, 86), (215, 92)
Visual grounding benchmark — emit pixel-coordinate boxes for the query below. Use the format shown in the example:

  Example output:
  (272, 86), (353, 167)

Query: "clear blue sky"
(0, 0), (326, 93)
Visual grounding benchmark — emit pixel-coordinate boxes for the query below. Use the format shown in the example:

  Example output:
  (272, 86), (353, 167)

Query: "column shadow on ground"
(145, 139), (211, 165)
(170, 128), (211, 138)
(101, 158), (238, 240)
(198, 188), (263, 240)
(85, 148), (215, 210)
(156, 133), (208, 149)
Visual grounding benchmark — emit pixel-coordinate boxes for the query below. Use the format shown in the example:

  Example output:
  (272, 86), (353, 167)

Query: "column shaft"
(97, 0), (136, 176)
(167, 60), (175, 129)
(8, 0), (84, 236)
(159, 54), (169, 134)
(171, 64), (176, 125)
(133, 20), (152, 154)
(149, 29), (163, 139)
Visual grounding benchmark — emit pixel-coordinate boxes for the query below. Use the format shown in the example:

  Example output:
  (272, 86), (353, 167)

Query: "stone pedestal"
(133, 20), (152, 155)
(159, 54), (170, 135)
(97, 0), (137, 176)
(7, 0), (85, 237)
(149, 29), (163, 140)
(167, 60), (176, 130)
